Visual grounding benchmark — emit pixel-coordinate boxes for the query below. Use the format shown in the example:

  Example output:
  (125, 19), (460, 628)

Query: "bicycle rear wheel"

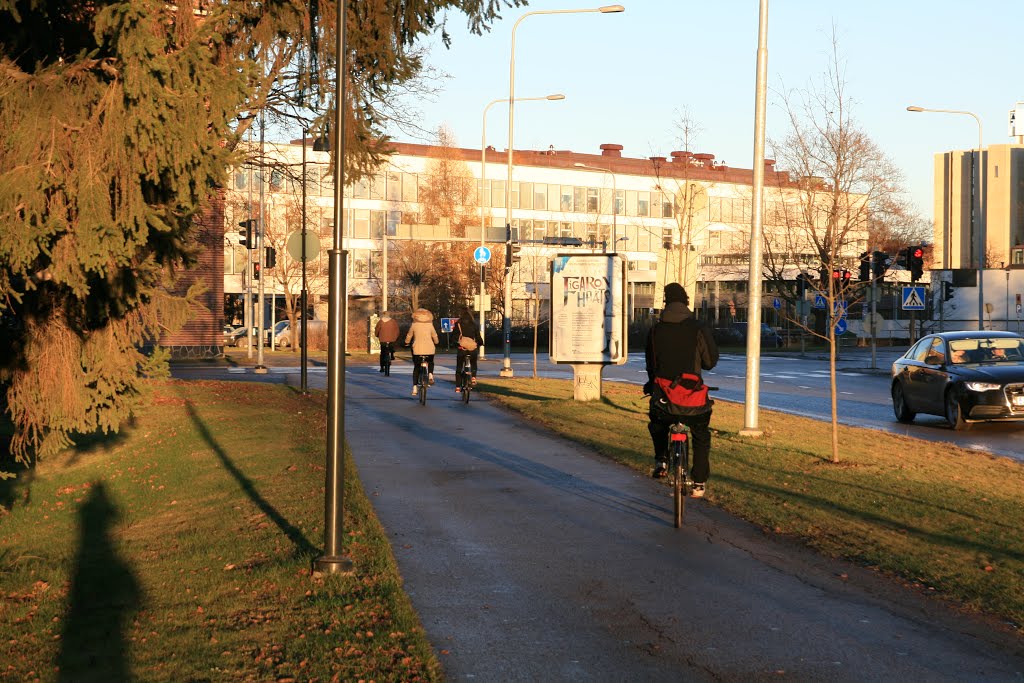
(462, 374), (471, 404)
(669, 425), (690, 528)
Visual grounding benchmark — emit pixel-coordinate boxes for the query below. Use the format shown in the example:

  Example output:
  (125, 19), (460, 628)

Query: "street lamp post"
(740, 0), (769, 437)
(573, 163), (617, 249)
(906, 105), (985, 331)
(482, 93), (564, 360)
(501, 3), (625, 378)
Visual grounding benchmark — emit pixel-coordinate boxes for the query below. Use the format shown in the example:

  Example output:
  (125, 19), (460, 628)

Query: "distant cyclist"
(374, 311), (399, 373)
(405, 307), (438, 397)
(643, 282), (719, 497)
(453, 307), (483, 393)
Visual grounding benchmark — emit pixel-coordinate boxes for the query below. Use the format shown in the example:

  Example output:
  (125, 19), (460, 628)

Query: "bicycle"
(380, 342), (393, 376)
(667, 423), (692, 528)
(416, 356), (430, 406)
(662, 385), (716, 529)
(457, 358), (473, 404)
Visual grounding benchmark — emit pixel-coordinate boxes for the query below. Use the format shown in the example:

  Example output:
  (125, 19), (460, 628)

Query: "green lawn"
(477, 377), (1024, 631)
(0, 380), (439, 682)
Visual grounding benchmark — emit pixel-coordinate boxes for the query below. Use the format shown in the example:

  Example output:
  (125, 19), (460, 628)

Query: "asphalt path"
(331, 361), (1023, 681)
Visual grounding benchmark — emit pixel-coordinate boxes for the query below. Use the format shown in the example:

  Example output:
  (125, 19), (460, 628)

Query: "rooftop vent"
(600, 143), (623, 157)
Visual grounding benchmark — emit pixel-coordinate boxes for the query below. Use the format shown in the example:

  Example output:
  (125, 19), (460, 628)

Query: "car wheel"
(945, 389), (969, 431)
(891, 382), (916, 424)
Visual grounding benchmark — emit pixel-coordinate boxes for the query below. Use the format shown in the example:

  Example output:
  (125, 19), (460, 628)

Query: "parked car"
(890, 331), (1024, 430)
(223, 326), (248, 347)
(275, 319), (327, 348)
(713, 322), (783, 348)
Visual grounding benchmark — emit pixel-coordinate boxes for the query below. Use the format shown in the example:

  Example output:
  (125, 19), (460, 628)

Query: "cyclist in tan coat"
(404, 308), (439, 396)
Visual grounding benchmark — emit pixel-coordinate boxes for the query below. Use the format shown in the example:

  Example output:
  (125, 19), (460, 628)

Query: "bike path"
(307, 362), (1024, 681)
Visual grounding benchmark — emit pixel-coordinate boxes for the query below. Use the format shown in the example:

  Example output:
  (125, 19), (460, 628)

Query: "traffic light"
(252, 262), (260, 280)
(265, 246), (277, 269)
(896, 247), (909, 270)
(795, 273), (809, 297)
(858, 252), (871, 281)
(909, 245), (925, 282)
(872, 251), (887, 281)
(238, 219), (258, 249)
(942, 281), (955, 302)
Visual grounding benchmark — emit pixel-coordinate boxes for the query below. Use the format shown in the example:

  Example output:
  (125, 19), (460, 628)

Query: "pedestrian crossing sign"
(902, 286), (926, 310)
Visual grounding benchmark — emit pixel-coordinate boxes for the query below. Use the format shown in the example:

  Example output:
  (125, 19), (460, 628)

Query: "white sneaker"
(690, 483), (706, 498)
(411, 386), (418, 396)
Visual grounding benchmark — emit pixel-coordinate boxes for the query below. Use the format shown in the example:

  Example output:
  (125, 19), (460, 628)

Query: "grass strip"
(477, 377), (1024, 631)
(0, 380), (440, 682)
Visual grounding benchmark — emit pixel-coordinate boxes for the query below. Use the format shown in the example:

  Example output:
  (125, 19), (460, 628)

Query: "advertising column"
(550, 254), (628, 400)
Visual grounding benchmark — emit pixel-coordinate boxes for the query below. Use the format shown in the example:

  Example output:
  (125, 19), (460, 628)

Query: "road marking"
(840, 391), (854, 395)
(798, 386), (812, 389)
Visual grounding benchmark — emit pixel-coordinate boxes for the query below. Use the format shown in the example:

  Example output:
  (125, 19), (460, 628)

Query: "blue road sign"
(813, 294), (827, 309)
(473, 246), (492, 265)
(772, 297), (781, 310)
(902, 286), (926, 311)
(440, 317), (456, 333)
(834, 318), (848, 335)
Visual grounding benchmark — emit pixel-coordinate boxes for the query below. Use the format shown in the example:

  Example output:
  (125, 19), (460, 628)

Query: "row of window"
(232, 165), (773, 224)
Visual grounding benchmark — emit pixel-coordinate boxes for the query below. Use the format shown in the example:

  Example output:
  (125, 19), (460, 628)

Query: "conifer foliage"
(0, 0), (522, 468)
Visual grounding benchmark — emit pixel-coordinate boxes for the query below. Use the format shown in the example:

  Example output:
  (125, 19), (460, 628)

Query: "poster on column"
(549, 254), (628, 365)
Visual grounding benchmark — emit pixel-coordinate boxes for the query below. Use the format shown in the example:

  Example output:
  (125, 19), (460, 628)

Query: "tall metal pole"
(870, 248), (877, 370)
(741, 0), (769, 437)
(976, 119), (986, 331)
(246, 126), (254, 360)
(255, 106), (268, 374)
(502, 5), (624, 378)
(300, 130), (309, 393)
(316, 0), (352, 575)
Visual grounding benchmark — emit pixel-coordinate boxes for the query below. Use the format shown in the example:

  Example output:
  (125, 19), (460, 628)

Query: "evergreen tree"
(0, 0), (523, 470)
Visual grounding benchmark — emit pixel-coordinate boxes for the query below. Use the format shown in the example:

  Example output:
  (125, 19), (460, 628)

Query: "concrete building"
(929, 141), (1024, 332)
(222, 139), (870, 350)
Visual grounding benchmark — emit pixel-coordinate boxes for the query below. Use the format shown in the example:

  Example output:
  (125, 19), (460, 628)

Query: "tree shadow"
(57, 482), (141, 682)
(183, 401), (319, 558)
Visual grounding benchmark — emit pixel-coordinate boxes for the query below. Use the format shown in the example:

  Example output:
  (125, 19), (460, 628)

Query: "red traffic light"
(842, 270), (851, 281)
(913, 247), (923, 259)
(832, 269), (841, 279)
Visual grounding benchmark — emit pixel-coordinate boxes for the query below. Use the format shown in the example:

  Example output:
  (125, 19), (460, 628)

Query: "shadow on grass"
(184, 401), (319, 559)
(57, 482), (141, 682)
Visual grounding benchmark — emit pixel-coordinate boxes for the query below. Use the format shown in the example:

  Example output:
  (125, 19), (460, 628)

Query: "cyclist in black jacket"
(643, 283), (719, 496)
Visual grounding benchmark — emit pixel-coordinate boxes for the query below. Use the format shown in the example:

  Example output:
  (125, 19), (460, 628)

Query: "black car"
(890, 331), (1024, 430)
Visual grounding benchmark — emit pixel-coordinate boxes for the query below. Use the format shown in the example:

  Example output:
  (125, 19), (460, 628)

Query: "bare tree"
(768, 31), (907, 463)
(418, 126), (480, 238)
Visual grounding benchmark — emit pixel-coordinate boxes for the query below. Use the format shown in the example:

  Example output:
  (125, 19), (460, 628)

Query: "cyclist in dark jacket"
(644, 282), (719, 497)
(454, 307), (483, 392)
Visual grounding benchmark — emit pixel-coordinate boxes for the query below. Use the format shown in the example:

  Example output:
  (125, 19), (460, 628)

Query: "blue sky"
(391, 0), (1019, 223)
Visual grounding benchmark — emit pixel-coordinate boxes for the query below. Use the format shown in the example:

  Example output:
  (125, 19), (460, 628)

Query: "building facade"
(223, 140), (870, 349)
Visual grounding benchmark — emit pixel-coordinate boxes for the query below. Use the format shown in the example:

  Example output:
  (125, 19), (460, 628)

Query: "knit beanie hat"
(664, 282), (688, 305)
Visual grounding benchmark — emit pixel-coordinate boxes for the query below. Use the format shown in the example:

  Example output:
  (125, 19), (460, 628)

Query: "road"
(172, 349), (1024, 462)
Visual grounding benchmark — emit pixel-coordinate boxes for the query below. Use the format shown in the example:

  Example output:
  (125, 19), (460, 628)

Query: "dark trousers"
(648, 408), (713, 483)
(456, 348), (479, 377)
(379, 342), (395, 369)
(412, 354), (435, 386)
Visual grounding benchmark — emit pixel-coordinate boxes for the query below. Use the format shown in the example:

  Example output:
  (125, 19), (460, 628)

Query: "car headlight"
(965, 382), (1001, 392)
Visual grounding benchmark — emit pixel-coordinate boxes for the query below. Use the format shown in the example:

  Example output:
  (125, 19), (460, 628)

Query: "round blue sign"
(474, 246), (491, 265)
(834, 318), (848, 335)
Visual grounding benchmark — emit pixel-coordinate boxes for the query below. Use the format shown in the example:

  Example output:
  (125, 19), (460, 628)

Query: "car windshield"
(948, 337), (1024, 364)
(274, 320), (289, 332)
